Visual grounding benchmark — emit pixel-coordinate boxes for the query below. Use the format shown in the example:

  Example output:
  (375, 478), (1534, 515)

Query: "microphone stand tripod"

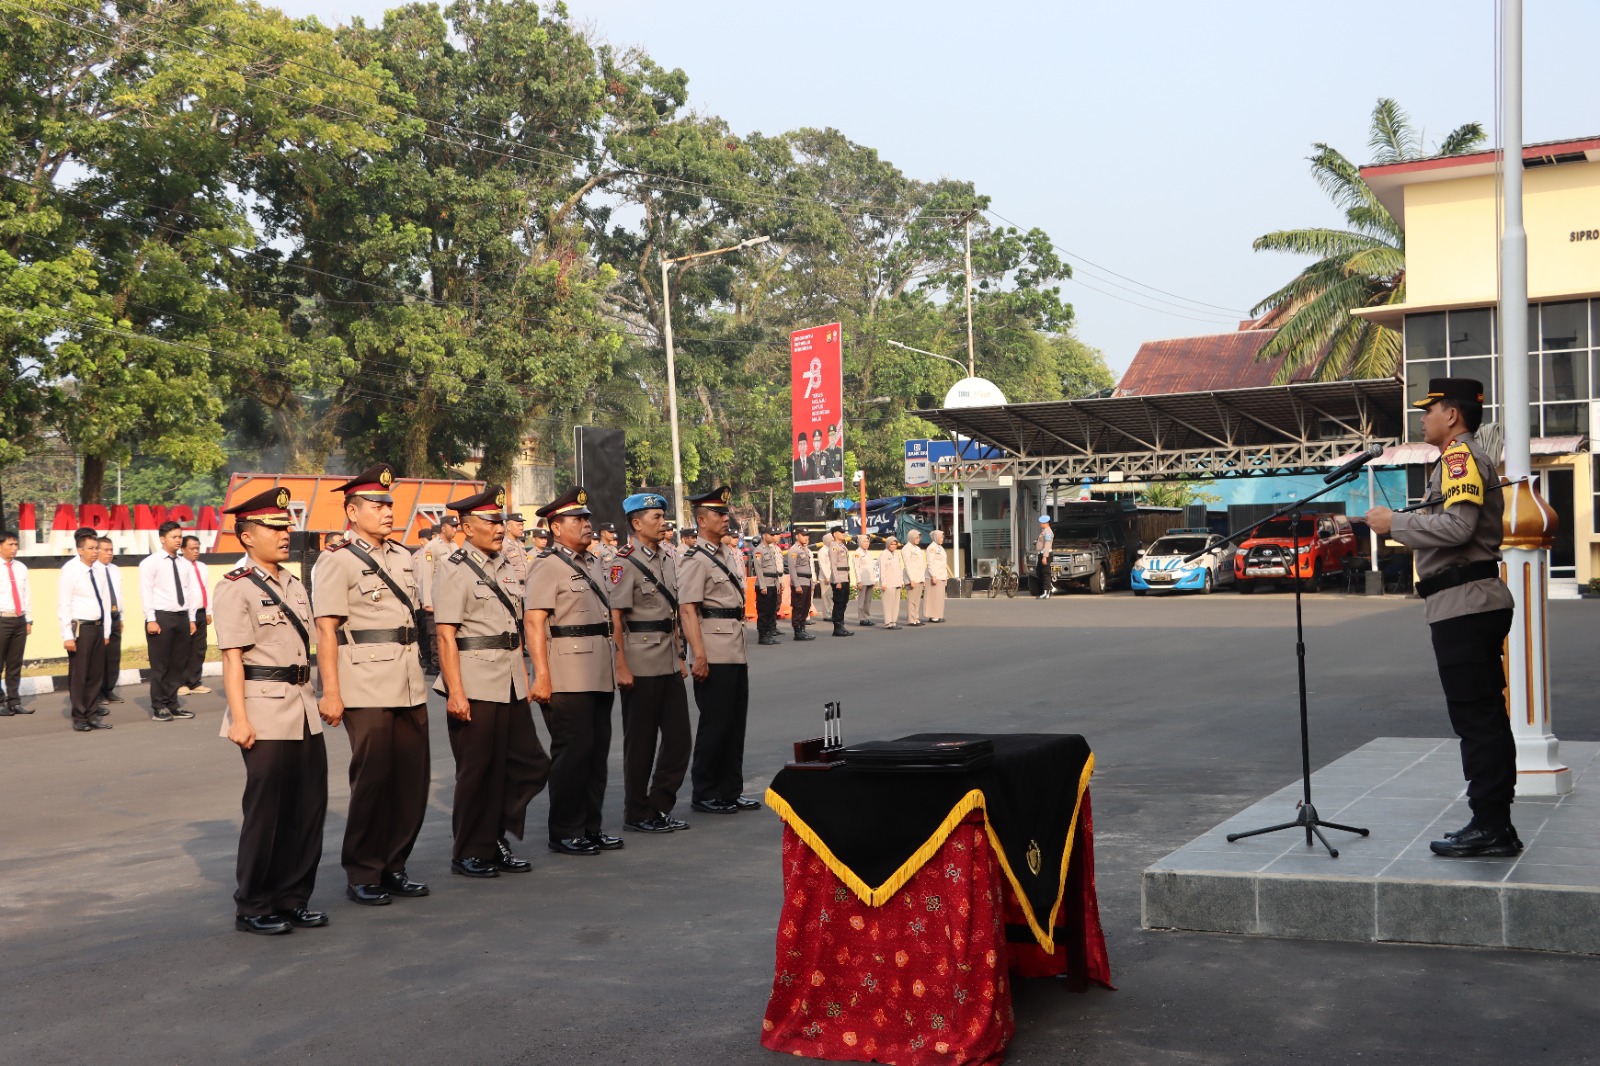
(1185, 472), (1370, 857)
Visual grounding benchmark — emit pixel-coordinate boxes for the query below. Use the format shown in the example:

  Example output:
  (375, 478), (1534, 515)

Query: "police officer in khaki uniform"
(524, 486), (622, 856)
(311, 464), (432, 906)
(678, 487), (758, 814)
(596, 523), (620, 566)
(752, 526), (784, 646)
(851, 537), (877, 627)
(1368, 378), (1520, 858)
(433, 486), (550, 878)
(823, 526), (854, 637)
(215, 488), (327, 936)
(412, 525), (439, 673)
(878, 534), (905, 629)
(902, 529), (927, 627)
(502, 512), (530, 581)
(609, 492), (692, 834)
(784, 526), (816, 642)
(924, 530), (949, 622)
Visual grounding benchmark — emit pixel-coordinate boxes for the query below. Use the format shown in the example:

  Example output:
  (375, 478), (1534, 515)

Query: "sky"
(270, 0), (1600, 377)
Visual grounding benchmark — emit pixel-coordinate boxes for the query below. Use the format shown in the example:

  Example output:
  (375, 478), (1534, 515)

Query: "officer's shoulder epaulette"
(224, 565), (253, 581)
(448, 549), (467, 564)
(536, 548), (555, 558)
(616, 544), (634, 557)
(322, 541), (347, 553)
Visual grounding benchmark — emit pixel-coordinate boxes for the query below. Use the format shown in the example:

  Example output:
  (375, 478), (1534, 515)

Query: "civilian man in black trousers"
(139, 520), (198, 722)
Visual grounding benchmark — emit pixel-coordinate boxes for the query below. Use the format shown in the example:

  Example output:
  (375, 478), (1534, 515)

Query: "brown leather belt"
(337, 627), (417, 646)
(243, 664), (312, 684)
(456, 632), (522, 651)
(550, 622), (611, 637)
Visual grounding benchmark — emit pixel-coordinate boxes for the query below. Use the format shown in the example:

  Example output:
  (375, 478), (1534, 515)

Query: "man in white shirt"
(0, 529), (32, 715)
(138, 520), (198, 721)
(178, 534), (213, 695)
(95, 537), (127, 711)
(59, 528), (113, 731)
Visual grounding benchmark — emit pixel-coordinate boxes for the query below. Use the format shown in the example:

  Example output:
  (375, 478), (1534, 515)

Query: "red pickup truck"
(1233, 512), (1357, 593)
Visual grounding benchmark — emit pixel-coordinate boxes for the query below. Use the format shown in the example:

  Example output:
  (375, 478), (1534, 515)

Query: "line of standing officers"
(214, 467), (758, 935)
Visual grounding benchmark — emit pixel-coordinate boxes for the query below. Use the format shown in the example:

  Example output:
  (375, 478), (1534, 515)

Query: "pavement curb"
(17, 660), (222, 696)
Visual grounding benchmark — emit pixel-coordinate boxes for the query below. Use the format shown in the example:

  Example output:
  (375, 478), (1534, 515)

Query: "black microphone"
(1323, 443), (1385, 484)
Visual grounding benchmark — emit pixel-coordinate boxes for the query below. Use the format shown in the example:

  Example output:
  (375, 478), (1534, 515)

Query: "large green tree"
(1251, 98), (1484, 384)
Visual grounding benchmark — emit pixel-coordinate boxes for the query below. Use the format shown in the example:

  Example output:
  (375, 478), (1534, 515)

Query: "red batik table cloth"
(761, 734), (1109, 1065)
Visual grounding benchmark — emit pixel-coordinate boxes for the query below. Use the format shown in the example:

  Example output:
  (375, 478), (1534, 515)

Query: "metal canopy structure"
(913, 379), (1404, 483)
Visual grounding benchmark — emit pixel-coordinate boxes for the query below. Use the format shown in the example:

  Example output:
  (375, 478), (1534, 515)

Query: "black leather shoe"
(72, 721), (91, 731)
(1430, 823), (1523, 858)
(733, 795), (762, 811)
(586, 832), (624, 851)
(624, 815), (675, 833)
(859, 619), (876, 627)
(84, 718), (112, 730)
(380, 870), (430, 897)
(169, 706), (196, 720)
(793, 630), (815, 642)
(346, 884), (392, 906)
(0, 704), (11, 717)
(758, 633), (779, 646)
(235, 913), (292, 935)
(285, 907), (328, 927)
(494, 838), (532, 872)
(548, 837), (600, 856)
(94, 705), (110, 717)
(451, 857), (500, 878)
(832, 624), (854, 637)
(104, 692), (126, 703)
(151, 708), (174, 722)
(690, 798), (738, 814)
(663, 814), (691, 830)
(12, 704), (31, 714)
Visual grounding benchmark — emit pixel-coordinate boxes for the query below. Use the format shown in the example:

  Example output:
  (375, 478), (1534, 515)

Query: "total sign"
(904, 440), (931, 487)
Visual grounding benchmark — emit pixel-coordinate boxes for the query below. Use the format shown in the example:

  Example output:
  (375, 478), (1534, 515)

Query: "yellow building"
(1357, 136), (1600, 584)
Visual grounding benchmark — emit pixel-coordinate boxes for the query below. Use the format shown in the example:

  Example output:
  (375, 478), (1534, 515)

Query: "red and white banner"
(791, 323), (844, 493)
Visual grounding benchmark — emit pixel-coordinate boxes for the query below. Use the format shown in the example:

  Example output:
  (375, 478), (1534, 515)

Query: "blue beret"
(623, 493), (668, 515)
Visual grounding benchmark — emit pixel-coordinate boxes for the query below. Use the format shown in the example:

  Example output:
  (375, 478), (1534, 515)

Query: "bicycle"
(987, 559), (1018, 599)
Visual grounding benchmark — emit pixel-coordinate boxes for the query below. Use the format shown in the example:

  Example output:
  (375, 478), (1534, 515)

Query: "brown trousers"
(620, 673), (691, 822)
(235, 722), (328, 914)
(341, 704), (430, 884)
(790, 584), (813, 631)
(541, 691), (613, 840)
(447, 696), (549, 861)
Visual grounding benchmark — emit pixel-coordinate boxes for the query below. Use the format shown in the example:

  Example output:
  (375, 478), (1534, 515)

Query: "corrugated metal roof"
(1113, 330), (1310, 396)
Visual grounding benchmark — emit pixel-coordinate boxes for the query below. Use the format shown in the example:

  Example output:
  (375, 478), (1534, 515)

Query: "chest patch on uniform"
(1440, 442), (1484, 509)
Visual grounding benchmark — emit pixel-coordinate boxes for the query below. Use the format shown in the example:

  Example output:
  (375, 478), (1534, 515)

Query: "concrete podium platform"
(1143, 738), (1600, 954)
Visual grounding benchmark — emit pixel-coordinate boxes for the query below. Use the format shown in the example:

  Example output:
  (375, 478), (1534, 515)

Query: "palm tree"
(1251, 99), (1485, 383)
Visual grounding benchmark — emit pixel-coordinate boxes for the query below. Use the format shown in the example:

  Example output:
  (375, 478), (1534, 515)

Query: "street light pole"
(658, 234), (771, 530)
(952, 205), (980, 378)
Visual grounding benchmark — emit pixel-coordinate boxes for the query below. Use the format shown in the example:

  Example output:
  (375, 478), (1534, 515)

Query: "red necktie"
(5, 561), (18, 616)
(192, 560), (208, 609)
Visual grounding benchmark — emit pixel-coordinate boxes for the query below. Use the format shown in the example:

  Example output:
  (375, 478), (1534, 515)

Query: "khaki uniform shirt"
(753, 543), (784, 591)
(902, 543), (926, 584)
(432, 546), (528, 703)
(678, 544), (749, 665)
(879, 548), (904, 589)
(851, 547), (877, 586)
(926, 543), (949, 583)
(597, 542), (619, 566)
(610, 542), (680, 677)
(525, 545), (615, 693)
(414, 535), (445, 609)
(311, 537), (429, 708)
(785, 544), (815, 587)
(502, 538), (531, 582)
(213, 563), (321, 741)
(1388, 431), (1514, 624)
(824, 540), (851, 584)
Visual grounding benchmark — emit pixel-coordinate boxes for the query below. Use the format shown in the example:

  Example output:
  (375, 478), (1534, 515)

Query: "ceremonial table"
(761, 734), (1110, 1065)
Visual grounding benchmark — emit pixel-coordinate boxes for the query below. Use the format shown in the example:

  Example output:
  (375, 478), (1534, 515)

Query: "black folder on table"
(838, 738), (995, 773)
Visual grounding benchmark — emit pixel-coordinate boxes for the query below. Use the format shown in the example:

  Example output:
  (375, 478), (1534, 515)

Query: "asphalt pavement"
(3, 589), (1598, 1065)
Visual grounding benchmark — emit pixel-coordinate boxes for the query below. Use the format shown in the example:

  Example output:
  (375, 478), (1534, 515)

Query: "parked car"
(1233, 512), (1357, 593)
(1038, 502), (1141, 593)
(1131, 528), (1235, 595)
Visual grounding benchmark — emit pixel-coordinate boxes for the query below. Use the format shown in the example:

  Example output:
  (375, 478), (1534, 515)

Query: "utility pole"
(952, 204), (981, 378)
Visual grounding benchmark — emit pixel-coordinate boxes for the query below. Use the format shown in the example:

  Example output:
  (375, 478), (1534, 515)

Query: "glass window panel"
(1405, 313), (1447, 359)
(1543, 403), (1587, 437)
(1529, 353), (1541, 402)
(1539, 300), (1588, 351)
(1542, 350), (1587, 402)
(1406, 410), (1424, 442)
(1449, 308), (1494, 357)
(1405, 360), (1440, 407)
(1449, 356), (1496, 403)
(1529, 304), (1540, 352)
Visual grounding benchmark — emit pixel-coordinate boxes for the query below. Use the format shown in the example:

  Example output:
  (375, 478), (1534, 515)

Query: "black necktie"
(169, 554), (185, 606)
(103, 568), (118, 609)
(89, 565), (104, 618)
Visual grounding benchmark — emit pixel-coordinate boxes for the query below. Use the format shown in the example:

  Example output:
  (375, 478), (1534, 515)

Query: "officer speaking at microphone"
(432, 486), (550, 878)
(609, 493), (692, 834)
(214, 488), (328, 936)
(1367, 378), (1519, 859)
(677, 487), (759, 815)
(524, 487), (623, 856)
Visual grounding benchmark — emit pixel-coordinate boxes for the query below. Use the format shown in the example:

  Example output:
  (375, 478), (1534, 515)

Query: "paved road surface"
(3, 592), (1597, 1064)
